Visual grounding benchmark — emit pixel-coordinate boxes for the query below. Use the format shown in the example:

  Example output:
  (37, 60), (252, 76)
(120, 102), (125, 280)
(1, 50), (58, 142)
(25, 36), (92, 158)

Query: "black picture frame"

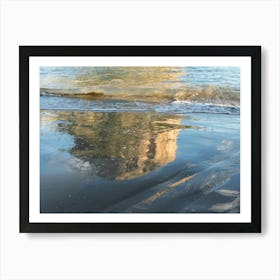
(20, 46), (261, 233)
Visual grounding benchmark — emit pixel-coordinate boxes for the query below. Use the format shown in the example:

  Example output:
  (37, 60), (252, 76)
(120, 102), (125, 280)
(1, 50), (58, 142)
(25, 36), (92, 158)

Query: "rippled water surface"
(41, 66), (240, 105)
(40, 66), (240, 213)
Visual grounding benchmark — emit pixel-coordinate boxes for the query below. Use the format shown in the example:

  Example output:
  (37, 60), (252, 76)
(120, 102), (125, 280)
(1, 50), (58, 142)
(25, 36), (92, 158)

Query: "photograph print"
(20, 46), (261, 232)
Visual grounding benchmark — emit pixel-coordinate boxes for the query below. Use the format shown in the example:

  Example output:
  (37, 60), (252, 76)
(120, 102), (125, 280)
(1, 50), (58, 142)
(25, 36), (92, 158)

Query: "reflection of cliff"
(40, 67), (187, 101)
(54, 111), (183, 180)
(73, 67), (185, 90)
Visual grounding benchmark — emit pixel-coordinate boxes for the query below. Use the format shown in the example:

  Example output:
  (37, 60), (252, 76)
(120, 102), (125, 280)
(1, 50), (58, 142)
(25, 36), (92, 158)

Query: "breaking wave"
(40, 85), (240, 106)
(40, 96), (240, 115)
(40, 66), (240, 115)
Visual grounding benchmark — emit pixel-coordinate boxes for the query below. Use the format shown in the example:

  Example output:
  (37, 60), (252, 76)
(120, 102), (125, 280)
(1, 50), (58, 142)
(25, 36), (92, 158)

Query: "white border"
(29, 56), (251, 223)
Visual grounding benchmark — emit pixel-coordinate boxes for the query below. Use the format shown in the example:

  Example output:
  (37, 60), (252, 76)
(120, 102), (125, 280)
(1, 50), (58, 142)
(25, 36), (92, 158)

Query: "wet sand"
(40, 109), (240, 213)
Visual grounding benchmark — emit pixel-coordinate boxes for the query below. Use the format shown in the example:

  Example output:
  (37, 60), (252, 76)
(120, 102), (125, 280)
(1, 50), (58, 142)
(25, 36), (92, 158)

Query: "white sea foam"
(155, 101), (240, 115)
(40, 96), (240, 115)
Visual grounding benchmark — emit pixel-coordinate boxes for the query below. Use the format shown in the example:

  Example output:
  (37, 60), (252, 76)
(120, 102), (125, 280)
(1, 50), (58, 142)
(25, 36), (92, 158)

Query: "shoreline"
(40, 87), (240, 106)
(40, 109), (240, 213)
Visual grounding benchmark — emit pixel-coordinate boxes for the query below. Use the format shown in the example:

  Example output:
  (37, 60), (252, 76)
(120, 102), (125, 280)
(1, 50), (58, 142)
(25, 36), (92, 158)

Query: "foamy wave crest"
(155, 101), (240, 115)
(40, 84), (240, 106)
(40, 95), (240, 115)
(40, 66), (240, 106)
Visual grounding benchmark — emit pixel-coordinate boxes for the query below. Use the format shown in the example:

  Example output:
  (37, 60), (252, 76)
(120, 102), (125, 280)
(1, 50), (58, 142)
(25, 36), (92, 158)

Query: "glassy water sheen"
(40, 67), (240, 106)
(40, 67), (240, 213)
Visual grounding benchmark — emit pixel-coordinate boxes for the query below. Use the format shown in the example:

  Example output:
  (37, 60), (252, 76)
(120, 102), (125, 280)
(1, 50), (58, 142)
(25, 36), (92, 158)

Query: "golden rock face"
(42, 110), (187, 180)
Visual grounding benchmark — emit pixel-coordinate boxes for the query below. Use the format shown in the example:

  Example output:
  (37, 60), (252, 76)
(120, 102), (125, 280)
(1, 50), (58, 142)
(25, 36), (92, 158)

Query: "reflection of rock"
(40, 67), (187, 102)
(52, 111), (183, 180)
(74, 67), (185, 89)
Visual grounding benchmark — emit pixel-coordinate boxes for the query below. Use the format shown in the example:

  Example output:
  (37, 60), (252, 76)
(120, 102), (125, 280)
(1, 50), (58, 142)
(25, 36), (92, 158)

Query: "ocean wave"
(40, 66), (240, 111)
(156, 101), (240, 115)
(40, 95), (240, 115)
(40, 84), (240, 106)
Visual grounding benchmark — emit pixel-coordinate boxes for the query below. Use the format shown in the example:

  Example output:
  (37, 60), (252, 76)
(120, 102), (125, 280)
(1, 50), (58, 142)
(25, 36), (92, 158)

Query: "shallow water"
(40, 106), (240, 213)
(40, 96), (240, 115)
(40, 66), (240, 213)
(40, 66), (240, 105)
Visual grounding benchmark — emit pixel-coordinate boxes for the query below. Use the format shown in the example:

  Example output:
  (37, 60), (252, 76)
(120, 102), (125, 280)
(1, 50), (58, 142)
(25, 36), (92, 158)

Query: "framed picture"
(20, 46), (261, 233)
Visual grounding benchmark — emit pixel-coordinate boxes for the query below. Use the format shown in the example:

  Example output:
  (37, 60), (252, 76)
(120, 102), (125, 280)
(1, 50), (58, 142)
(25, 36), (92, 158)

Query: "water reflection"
(41, 110), (194, 180)
(40, 67), (186, 94)
(40, 67), (240, 105)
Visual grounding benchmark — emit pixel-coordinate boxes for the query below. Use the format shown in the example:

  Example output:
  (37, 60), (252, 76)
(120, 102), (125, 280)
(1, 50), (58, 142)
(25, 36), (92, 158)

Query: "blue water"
(180, 67), (239, 89)
(40, 110), (240, 213)
(40, 67), (240, 106)
(39, 66), (240, 213)
(40, 66), (240, 89)
(40, 96), (240, 115)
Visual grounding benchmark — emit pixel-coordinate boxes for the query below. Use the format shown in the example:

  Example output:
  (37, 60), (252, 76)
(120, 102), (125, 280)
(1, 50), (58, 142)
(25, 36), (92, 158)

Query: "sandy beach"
(40, 66), (240, 213)
(40, 107), (240, 213)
